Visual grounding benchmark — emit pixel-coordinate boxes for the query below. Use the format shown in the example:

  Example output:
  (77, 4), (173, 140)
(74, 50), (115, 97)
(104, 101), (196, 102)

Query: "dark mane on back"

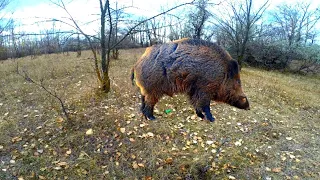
(178, 38), (231, 60)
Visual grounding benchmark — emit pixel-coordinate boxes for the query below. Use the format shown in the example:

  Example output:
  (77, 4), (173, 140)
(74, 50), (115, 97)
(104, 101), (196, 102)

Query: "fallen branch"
(16, 63), (71, 121)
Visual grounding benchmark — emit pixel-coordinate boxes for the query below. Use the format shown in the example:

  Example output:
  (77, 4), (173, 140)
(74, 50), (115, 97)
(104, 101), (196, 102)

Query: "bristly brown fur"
(132, 38), (250, 121)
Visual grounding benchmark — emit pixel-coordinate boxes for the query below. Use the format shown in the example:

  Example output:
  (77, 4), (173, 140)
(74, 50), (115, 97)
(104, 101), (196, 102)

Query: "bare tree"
(0, 0), (11, 34)
(272, 2), (320, 46)
(188, 0), (210, 39)
(214, 0), (269, 67)
(247, 1), (320, 71)
(52, 0), (195, 93)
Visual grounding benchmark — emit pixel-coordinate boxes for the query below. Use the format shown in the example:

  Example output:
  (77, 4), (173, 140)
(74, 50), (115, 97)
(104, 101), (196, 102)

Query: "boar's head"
(224, 60), (250, 110)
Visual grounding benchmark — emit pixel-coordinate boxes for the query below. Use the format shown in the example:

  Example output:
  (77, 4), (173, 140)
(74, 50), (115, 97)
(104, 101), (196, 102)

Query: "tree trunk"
(100, 0), (111, 92)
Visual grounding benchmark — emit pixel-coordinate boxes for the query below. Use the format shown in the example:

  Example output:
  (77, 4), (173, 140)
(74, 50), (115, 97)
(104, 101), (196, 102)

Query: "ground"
(0, 49), (319, 179)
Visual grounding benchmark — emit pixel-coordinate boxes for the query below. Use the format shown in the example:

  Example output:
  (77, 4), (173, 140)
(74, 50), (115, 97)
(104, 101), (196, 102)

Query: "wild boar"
(131, 38), (249, 122)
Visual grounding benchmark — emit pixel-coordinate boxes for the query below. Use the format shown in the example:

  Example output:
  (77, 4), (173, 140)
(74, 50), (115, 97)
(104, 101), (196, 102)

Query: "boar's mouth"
(229, 96), (250, 110)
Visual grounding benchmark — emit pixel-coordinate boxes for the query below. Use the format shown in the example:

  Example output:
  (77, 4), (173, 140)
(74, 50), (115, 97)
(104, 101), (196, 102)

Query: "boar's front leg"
(141, 95), (158, 120)
(190, 91), (215, 122)
(195, 109), (205, 119)
(194, 104), (214, 122)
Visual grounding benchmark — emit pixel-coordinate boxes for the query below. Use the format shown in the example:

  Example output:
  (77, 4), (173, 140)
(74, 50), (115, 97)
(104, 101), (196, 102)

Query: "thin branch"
(110, 0), (196, 50)
(16, 63), (71, 121)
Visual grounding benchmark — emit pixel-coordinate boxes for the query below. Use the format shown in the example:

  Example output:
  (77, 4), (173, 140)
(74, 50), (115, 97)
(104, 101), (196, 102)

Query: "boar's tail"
(130, 67), (135, 86)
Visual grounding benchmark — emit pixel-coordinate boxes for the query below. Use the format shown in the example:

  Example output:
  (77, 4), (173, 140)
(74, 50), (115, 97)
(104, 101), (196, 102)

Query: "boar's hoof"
(196, 110), (205, 119)
(147, 115), (156, 120)
(202, 106), (215, 122)
(206, 116), (215, 122)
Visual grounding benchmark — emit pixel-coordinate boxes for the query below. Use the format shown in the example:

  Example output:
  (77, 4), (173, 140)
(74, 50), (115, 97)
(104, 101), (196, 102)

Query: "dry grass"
(0, 49), (319, 179)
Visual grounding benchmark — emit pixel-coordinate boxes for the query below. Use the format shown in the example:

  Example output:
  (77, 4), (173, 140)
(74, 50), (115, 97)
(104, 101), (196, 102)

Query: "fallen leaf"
(38, 175), (46, 180)
(293, 175), (300, 179)
(56, 117), (64, 123)
(289, 154), (295, 159)
(86, 129), (93, 135)
(144, 176), (152, 180)
(235, 139), (243, 146)
(147, 132), (154, 137)
(211, 149), (217, 153)
(120, 128), (126, 133)
(11, 136), (22, 143)
(53, 166), (62, 170)
(138, 163), (145, 167)
(206, 140), (214, 145)
(286, 137), (293, 140)
(165, 157), (173, 164)
(132, 161), (138, 169)
(57, 162), (68, 167)
(228, 175), (236, 180)
(66, 149), (72, 155)
(272, 167), (282, 173)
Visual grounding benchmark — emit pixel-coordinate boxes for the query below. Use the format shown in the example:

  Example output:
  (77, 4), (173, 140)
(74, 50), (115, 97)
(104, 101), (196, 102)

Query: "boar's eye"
(236, 79), (241, 85)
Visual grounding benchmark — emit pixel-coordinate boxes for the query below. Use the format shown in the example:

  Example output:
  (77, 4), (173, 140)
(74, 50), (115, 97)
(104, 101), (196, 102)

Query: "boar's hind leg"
(141, 95), (158, 120)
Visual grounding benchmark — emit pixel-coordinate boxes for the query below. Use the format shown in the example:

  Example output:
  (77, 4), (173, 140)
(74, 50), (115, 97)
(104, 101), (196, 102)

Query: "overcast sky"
(2, 0), (320, 35)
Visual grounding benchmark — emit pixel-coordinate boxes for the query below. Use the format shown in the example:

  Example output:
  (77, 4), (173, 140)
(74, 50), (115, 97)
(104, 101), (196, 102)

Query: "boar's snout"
(230, 96), (250, 110)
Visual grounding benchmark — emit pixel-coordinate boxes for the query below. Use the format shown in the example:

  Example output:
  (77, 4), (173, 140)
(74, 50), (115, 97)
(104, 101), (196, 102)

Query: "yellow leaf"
(57, 162), (68, 167)
(147, 132), (154, 137)
(11, 136), (22, 143)
(38, 175), (46, 180)
(86, 129), (93, 135)
(56, 117), (64, 123)
(272, 167), (282, 173)
(66, 149), (72, 155)
(120, 128), (126, 133)
(132, 161), (138, 169)
(165, 157), (173, 164)
(138, 163), (145, 167)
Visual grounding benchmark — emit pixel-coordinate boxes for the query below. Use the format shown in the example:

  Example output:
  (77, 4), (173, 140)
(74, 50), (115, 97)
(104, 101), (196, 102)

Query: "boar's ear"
(227, 59), (239, 79)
